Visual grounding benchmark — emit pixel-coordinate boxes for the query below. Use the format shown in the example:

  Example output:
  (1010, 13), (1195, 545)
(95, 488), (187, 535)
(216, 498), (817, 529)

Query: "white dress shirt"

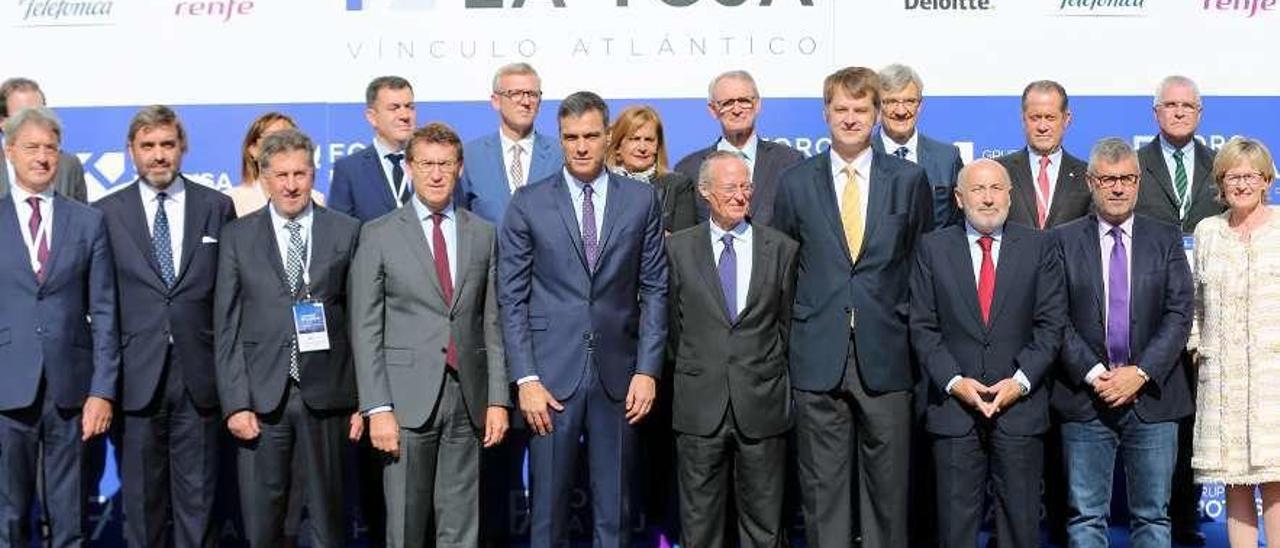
(10, 182), (54, 276)
(830, 146), (873, 235)
(1160, 135), (1198, 217)
(411, 196), (458, 284)
(371, 136), (409, 208)
(1084, 215), (1141, 384)
(880, 130), (919, 164)
(500, 130), (537, 192)
(945, 222), (1031, 396)
(1029, 147), (1064, 213)
(268, 202), (314, 290)
(139, 178), (186, 278)
(709, 220), (753, 316)
(716, 133), (759, 175)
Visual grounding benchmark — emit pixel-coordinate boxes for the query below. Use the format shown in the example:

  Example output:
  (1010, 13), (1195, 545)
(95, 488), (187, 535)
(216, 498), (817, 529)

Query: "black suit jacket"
(215, 205), (361, 416)
(909, 223), (1066, 436)
(997, 147), (1090, 229)
(674, 137), (804, 226)
(872, 130), (965, 228)
(1051, 214), (1193, 423)
(667, 222), (798, 439)
(773, 151), (934, 393)
(96, 178), (236, 411)
(1135, 138), (1222, 233)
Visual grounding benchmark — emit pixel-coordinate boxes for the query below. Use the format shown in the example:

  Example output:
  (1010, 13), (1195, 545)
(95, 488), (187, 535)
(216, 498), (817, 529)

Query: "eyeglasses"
(1157, 101), (1201, 112)
(496, 89), (542, 101)
(410, 159), (458, 172)
(1090, 174), (1139, 188)
(882, 97), (921, 109)
(713, 96), (757, 112)
(1222, 172), (1268, 187)
(712, 184), (754, 196)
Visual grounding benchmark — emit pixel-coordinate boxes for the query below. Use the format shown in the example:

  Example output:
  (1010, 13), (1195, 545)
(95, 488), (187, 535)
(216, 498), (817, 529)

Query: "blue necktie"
(153, 192), (176, 288)
(582, 184), (599, 272)
(718, 233), (737, 322)
(1106, 226), (1130, 365)
(894, 146), (910, 160)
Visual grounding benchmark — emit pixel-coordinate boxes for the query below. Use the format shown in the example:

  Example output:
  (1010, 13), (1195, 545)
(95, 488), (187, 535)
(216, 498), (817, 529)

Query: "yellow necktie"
(840, 166), (864, 261)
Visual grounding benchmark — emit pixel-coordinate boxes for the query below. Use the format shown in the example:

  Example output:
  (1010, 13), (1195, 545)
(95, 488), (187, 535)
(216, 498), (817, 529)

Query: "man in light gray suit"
(350, 122), (510, 548)
(1, 78), (87, 202)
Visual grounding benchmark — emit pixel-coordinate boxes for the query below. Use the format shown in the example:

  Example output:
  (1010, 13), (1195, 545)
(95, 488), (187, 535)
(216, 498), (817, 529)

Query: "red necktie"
(431, 213), (457, 369)
(1036, 155), (1052, 228)
(27, 196), (50, 284)
(977, 235), (995, 325)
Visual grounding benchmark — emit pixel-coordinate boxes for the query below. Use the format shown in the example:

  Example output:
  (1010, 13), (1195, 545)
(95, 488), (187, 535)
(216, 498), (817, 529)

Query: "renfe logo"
(174, 0), (255, 21)
(1204, 0), (1276, 16)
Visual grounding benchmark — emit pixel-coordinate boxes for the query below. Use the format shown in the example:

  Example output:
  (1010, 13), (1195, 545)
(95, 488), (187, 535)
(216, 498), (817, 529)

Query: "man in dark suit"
(499, 91), (667, 548)
(351, 122), (510, 547)
(996, 80), (1090, 230)
(328, 75), (417, 222)
(215, 129), (363, 547)
(96, 105), (236, 548)
(1055, 138), (1193, 548)
(674, 70), (803, 226)
(457, 63), (563, 224)
(0, 106), (118, 547)
(772, 67), (933, 548)
(0, 77), (87, 202)
(872, 63), (964, 229)
(909, 158), (1067, 548)
(1135, 75), (1221, 546)
(667, 151), (797, 548)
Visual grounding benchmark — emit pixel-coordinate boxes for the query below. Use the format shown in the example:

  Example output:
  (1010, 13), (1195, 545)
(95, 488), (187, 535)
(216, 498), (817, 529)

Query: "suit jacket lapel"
(174, 184), (209, 288)
(42, 195), (73, 285)
(739, 227), (770, 322)
(1141, 142), (1180, 214)
(861, 153), (894, 252)
(1079, 216), (1106, 318)
(1192, 142), (1216, 205)
(1049, 156), (1083, 226)
(945, 228), (985, 331)
(813, 153), (854, 268)
(364, 146), (399, 213)
(1010, 150), (1037, 223)
(307, 208), (332, 293)
(531, 132), (555, 182)
(988, 225), (1024, 327)
(0, 199), (36, 289)
(122, 183), (167, 285)
(0, 154), (9, 195)
(554, 176), (589, 272)
(257, 210), (290, 295)
(691, 223), (732, 326)
(450, 208), (474, 314)
(397, 205), (446, 306)
(595, 175), (622, 264)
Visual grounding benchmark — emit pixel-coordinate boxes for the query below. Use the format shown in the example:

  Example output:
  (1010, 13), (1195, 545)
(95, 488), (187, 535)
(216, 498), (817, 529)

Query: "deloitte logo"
(346, 0), (435, 10)
(904, 0), (993, 11)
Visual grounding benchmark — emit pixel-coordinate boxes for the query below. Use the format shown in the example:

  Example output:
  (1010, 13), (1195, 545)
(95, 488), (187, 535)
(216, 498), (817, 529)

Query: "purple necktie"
(27, 197), (50, 284)
(582, 183), (598, 272)
(1106, 226), (1130, 365)
(718, 233), (737, 321)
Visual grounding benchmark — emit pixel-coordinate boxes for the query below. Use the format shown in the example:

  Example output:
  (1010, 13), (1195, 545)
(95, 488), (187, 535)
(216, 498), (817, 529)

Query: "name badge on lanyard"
(1183, 235), (1196, 276)
(293, 299), (331, 353)
(21, 206), (49, 274)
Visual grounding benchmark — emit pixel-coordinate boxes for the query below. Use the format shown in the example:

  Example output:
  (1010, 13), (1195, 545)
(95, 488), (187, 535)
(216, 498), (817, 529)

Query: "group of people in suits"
(0, 59), (1259, 548)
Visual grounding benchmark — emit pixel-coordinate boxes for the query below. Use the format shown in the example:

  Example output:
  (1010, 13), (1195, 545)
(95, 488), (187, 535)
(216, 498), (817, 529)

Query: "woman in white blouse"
(228, 112), (325, 216)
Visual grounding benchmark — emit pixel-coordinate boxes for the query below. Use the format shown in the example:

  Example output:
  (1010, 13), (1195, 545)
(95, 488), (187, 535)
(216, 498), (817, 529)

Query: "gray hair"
(558, 91), (609, 126)
(1020, 80), (1069, 113)
(127, 105), (188, 151)
(878, 64), (923, 95)
(696, 150), (748, 192)
(1088, 137), (1138, 173)
(256, 128), (315, 173)
(707, 70), (759, 103)
(0, 77), (44, 119)
(491, 63), (540, 93)
(1153, 75), (1201, 107)
(364, 76), (413, 108)
(3, 106), (62, 146)
(956, 158), (1010, 191)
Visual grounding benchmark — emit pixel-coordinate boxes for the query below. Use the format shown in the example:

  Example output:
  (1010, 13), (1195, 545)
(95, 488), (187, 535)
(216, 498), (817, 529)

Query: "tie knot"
(285, 219), (301, 235)
(977, 235), (994, 252)
(1038, 155), (1051, 169)
(26, 196), (41, 208)
(156, 191), (168, 203)
(721, 233), (735, 248)
(582, 183), (594, 197)
(386, 152), (404, 164)
(431, 211), (446, 226)
(1109, 225), (1124, 240)
(511, 144), (523, 156)
(894, 146), (910, 159)
(1172, 148), (1184, 160)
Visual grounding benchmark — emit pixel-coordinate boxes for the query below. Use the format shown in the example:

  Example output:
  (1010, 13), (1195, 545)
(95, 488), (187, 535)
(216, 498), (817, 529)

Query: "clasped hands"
(951, 377), (1024, 418)
(1091, 365), (1147, 408)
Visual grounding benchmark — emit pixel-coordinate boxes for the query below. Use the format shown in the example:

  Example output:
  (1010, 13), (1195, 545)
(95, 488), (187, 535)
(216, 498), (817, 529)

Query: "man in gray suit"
(872, 64), (964, 228)
(351, 122), (510, 548)
(0, 78), (87, 202)
(667, 151), (797, 548)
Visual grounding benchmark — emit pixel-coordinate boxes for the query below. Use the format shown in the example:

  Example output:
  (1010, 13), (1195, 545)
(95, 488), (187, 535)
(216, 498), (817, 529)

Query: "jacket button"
(440, 347), (447, 353)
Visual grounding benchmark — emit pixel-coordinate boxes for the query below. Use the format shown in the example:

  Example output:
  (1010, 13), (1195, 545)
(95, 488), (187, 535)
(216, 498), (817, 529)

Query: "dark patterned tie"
(285, 220), (305, 381)
(1173, 149), (1190, 220)
(718, 233), (737, 322)
(386, 152), (407, 204)
(894, 146), (910, 160)
(582, 184), (599, 272)
(26, 196), (49, 284)
(153, 192), (176, 288)
(431, 213), (457, 369)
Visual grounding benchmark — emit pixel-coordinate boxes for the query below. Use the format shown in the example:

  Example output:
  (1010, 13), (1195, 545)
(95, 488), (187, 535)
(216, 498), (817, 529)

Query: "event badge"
(1183, 235), (1195, 275)
(292, 300), (331, 353)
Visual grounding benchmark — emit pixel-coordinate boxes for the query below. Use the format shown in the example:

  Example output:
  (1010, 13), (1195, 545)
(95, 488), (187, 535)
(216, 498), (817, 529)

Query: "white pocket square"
(201, 236), (218, 244)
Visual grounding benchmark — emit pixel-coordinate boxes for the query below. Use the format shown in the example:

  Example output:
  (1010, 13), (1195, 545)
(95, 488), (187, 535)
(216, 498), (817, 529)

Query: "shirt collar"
(1159, 134), (1196, 158)
(880, 129), (918, 154)
(411, 194), (455, 221)
(709, 219), (751, 243)
(499, 129), (536, 155)
(8, 180), (55, 206)
(1030, 147), (1064, 167)
(965, 221), (1004, 244)
(564, 167), (608, 195)
(830, 146), (873, 180)
(268, 200), (314, 231)
(137, 177), (186, 204)
(1097, 214), (1135, 239)
(716, 133), (759, 163)
(371, 135), (404, 159)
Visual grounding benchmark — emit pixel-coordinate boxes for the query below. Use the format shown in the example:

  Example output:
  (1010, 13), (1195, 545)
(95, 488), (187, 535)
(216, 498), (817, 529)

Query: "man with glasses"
(1136, 75), (1221, 547)
(1053, 137), (1193, 548)
(675, 70), (803, 226)
(0, 78), (87, 202)
(457, 63), (563, 224)
(871, 64), (963, 228)
(329, 75), (418, 223)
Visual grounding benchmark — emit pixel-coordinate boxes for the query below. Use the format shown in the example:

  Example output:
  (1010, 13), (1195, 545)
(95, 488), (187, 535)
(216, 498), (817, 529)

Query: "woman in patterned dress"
(1189, 136), (1280, 547)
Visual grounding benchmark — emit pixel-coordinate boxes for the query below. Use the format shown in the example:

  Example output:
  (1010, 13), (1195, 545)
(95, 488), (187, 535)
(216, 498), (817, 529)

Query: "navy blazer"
(328, 145), (405, 223)
(674, 137), (804, 227)
(871, 130), (964, 228)
(0, 193), (119, 410)
(910, 223), (1067, 436)
(997, 147), (1091, 230)
(498, 171), (668, 401)
(456, 131), (563, 224)
(96, 178), (236, 412)
(772, 150), (933, 393)
(1051, 214), (1193, 423)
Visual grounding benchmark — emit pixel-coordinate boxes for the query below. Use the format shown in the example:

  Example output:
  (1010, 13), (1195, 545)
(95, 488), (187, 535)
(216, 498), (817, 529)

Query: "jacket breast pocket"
(528, 316), (548, 331)
(385, 348), (413, 367)
(0, 327), (9, 347)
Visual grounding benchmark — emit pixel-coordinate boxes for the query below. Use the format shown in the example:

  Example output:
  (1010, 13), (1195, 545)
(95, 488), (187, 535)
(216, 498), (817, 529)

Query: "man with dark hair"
(329, 75), (417, 222)
(0, 77), (87, 202)
(995, 80), (1090, 230)
(499, 91), (667, 548)
(95, 105), (236, 548)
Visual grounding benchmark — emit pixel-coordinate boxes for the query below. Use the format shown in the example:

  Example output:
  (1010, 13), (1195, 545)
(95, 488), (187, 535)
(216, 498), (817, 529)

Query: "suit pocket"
(528, 316), (548, 331)
(385, 348), (413, 366)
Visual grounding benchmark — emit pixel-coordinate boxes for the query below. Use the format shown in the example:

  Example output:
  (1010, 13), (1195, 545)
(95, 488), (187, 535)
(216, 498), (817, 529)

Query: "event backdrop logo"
(171, 0), (256, 21)
(346, 0), (435, 10)
(15, 0), (113, 26)
(903, 0), (994, 11)
(1203, 0), (1275, 16)
(1056, 0), (1145, 15)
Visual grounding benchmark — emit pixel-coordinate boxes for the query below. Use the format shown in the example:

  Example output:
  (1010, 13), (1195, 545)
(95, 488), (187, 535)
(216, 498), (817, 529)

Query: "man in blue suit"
(457, 62), (562, 224)
(872, 63), (964, 229)
(499, 91), (667, 548)
(328, 75), (417, 223)
(96, 105), (237, 548)
(1053, 138), (1193, 548)
(772, 67), (933, 548)
(0, 106), (118, 547)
